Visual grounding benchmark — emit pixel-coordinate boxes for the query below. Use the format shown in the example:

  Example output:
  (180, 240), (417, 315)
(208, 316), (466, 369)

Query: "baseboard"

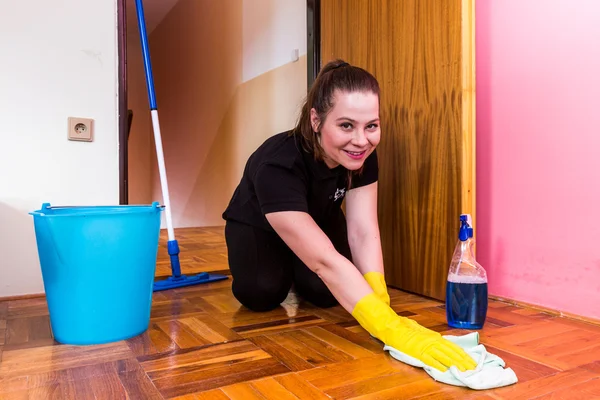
(0, 292), (45, 302)
(490, 295), (600, 327)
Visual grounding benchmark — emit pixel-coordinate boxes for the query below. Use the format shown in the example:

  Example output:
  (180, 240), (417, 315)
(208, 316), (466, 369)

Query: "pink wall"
(476, 0), (600, 319)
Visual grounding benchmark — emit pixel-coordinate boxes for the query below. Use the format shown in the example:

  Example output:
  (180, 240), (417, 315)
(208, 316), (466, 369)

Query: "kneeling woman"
(222, 60), (476, 373)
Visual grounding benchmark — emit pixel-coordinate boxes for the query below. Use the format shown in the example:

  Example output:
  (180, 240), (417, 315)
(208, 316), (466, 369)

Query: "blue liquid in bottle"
(446, 280), (488, 329)
(446, 214), (488, 330)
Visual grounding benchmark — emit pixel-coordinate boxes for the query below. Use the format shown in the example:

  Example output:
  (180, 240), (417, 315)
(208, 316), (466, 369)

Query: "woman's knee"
(300, 286), (338, 308)
(293, 266), (338, 308)
(225, 220), (293, 312)
(232, 278), (292, 312)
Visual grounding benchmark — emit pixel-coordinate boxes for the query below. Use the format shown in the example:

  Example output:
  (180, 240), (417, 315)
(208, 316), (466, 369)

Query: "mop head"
(153, 272), (228, 291)
(152, 239), (229, 291)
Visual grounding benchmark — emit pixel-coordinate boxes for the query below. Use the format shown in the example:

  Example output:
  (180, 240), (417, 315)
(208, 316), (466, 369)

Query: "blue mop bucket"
(29, 202), (164, 345)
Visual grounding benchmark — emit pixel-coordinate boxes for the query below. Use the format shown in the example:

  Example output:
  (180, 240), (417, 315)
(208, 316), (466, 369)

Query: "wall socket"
(68, 117), (94, 142)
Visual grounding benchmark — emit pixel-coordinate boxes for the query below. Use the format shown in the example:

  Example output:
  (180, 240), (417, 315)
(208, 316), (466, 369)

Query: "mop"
(134, 0), (228, 291)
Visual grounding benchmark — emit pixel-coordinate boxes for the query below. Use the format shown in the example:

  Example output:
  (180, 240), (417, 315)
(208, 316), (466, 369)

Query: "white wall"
(242, 0), (307, 82)
(0, 1), (120, 297)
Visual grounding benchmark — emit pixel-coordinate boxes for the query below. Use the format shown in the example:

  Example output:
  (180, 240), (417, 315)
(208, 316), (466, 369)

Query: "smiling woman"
(221, 59), (477, 374)
(222, 59), (382, 312)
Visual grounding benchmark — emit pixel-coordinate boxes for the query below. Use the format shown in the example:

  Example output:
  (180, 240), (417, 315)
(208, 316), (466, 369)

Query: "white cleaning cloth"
(384, 332), (518, 390)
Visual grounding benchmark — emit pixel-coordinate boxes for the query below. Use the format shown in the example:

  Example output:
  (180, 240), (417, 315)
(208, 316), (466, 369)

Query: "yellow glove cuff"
(363, 271), (391, 306)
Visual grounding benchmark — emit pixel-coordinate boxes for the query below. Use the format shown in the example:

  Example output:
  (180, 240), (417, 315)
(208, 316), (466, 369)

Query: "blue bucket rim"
(29, 201), (165, 217)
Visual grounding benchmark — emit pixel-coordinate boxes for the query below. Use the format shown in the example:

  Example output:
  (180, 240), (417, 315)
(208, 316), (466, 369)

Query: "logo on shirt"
(333, 187), (346, 202)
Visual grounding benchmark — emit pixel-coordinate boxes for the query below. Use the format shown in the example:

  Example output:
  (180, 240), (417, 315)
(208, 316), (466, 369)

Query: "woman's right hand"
(352, 292), (477, 372)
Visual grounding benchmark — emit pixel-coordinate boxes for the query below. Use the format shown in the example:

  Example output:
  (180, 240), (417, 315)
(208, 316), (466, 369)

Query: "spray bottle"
(445, 214), (488, 329)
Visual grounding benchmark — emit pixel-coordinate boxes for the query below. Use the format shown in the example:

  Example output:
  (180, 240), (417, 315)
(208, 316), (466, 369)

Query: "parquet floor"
(1, 227), (600, 399)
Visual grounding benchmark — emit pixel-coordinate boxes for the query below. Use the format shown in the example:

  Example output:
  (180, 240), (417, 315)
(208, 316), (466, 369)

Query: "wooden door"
(320, 0), (475, 300)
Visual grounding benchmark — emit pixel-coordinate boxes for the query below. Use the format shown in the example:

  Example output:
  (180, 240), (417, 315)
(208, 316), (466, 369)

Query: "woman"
(222, 59), (476, 373)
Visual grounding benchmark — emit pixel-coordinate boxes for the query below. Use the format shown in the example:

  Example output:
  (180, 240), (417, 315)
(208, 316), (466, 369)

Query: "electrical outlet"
(68, 117), (94, 142)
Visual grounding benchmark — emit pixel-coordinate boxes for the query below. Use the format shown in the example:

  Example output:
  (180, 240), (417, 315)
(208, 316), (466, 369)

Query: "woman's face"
(311, 90), (380, 170)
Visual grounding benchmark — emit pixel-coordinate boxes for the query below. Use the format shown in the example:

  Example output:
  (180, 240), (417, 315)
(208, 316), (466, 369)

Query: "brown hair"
(291, 59), (381, 162)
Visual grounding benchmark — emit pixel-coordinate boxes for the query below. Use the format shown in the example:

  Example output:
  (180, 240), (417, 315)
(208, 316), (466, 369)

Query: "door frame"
(306, 0), (321, 89)
(461, 0), (476, 229)
(117, 0), (128, 205)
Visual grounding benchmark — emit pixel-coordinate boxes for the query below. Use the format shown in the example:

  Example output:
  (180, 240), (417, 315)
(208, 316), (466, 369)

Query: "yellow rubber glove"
(362, 272), (432, 334)
(363, 271), (391, 306)
(352, 292), (477, 372)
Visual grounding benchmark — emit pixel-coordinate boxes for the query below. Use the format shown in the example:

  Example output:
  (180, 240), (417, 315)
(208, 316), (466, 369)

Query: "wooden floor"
(1, 227), (600, 399)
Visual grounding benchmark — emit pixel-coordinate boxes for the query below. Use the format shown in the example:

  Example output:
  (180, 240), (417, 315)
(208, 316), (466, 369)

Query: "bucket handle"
(28, 202), (52, 217)
(29, 202), (164, 216)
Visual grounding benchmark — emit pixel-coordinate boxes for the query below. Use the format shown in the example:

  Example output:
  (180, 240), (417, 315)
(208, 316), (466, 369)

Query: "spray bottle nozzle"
(459, 214), (471, 241)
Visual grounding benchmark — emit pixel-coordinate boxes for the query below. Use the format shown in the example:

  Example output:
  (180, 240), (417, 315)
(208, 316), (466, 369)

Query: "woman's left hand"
(364, 271), (390, 306)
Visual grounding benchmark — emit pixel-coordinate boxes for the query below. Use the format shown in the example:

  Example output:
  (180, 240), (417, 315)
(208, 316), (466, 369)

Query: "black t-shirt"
(222, 131), (378, 231)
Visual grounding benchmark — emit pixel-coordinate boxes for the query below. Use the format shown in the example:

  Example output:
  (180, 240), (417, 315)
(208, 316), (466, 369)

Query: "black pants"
(224, 213), (352, 312)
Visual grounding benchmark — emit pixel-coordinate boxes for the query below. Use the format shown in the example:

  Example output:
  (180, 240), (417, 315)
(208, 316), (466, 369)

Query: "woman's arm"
(265, 210), (373, 313)
(344, 181), (384, 276)
(265, 208), (477, 372)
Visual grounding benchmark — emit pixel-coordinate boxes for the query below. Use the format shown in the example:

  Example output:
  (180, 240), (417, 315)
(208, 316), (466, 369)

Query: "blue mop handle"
(134, 0), (182, 278)
(134, 0), (157, 110)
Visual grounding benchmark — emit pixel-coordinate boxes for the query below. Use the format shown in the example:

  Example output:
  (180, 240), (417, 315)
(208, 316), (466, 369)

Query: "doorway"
(118, 0), (309, 230)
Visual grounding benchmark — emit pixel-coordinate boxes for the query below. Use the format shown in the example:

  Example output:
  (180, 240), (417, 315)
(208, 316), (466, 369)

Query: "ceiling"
(125, 0), (179, 43)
